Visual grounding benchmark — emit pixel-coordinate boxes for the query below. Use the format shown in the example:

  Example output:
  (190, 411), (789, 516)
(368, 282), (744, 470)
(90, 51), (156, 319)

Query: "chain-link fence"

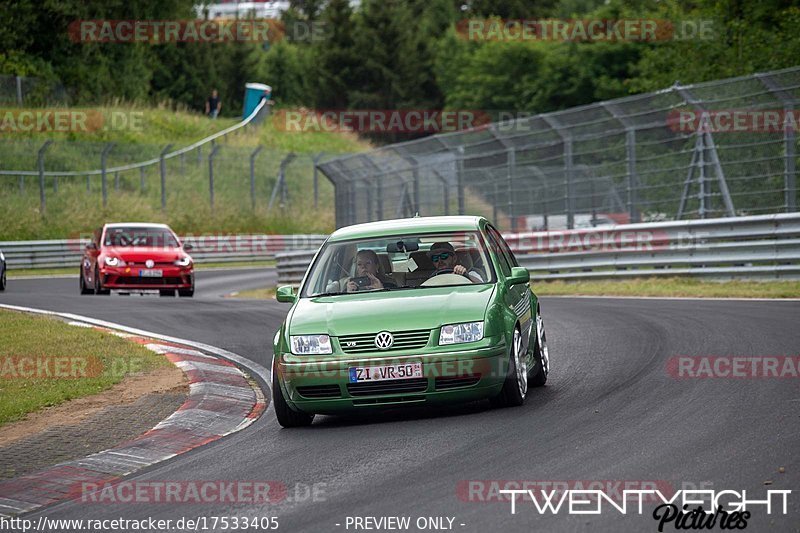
(0, 137), (329, 216)
(318, 66), (800, 231)
(0, 75), (69, 106)
(0, 99), (336, 223)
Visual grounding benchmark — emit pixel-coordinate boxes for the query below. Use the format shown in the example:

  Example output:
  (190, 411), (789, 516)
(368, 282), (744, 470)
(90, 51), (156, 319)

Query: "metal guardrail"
(273, 214), (800, 285)
(0, 234), (327, 270)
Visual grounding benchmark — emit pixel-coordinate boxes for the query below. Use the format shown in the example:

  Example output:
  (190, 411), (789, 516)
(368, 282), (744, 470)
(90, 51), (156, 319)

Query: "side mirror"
(276, 285), (297, 303)
(183, 243), (193, 252)
(507, 266), (530, 285)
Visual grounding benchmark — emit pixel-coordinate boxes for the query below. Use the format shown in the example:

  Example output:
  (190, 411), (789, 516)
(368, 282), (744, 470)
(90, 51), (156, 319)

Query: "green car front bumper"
(274, 340), (509, 415)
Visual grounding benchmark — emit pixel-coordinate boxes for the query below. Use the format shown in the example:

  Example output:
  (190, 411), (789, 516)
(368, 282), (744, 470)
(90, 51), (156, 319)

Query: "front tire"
(159, 289), (175, 297)
(94, 268), (110, 295)
(0, 265), (6, 291)
(80, 268), (94, 294)
(529, 308), (549, 387)
(178, 279), (194, 297)
(272, 367), (314, 428)
(490, 326), (527, 408)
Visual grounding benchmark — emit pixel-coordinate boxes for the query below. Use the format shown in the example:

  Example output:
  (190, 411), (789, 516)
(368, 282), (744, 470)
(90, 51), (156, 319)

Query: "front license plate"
(349, 362), (423, 383)
(139, 269), (163, 277)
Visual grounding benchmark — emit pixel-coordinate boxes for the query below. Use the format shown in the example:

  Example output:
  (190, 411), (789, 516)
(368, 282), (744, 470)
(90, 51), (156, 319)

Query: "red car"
(80, 223), (194, 297)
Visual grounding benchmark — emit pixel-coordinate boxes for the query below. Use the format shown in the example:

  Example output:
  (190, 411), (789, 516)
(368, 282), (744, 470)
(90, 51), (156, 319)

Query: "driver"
(427, 242), (484, 283)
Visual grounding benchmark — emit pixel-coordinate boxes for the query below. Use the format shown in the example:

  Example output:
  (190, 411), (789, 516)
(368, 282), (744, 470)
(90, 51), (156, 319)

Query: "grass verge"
(531, 277), (800, 298)
(0, 310), (169, 426)
(7, 260), (276, 278)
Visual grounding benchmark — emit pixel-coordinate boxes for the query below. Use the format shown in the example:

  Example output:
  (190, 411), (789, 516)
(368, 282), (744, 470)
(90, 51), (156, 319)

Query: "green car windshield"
(303, 231), (496, 297)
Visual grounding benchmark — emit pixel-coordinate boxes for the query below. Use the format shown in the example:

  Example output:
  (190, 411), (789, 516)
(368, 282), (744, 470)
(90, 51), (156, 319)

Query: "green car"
(271, 216), (550, 427)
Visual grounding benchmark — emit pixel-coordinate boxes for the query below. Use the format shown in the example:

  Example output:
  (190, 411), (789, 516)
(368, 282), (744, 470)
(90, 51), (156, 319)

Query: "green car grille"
(337, 329), (431, 354)
(347, 378), (429, 396)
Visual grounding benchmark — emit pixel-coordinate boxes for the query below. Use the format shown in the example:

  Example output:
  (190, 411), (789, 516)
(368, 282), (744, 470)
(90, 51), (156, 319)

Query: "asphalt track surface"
(1, 268), (798, 532)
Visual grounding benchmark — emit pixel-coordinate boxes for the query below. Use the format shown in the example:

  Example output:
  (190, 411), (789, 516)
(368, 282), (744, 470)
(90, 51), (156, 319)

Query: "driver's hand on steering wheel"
(453, 265), (468, 276)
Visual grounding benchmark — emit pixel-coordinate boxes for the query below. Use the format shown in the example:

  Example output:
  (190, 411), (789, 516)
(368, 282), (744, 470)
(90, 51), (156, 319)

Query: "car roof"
(103, 223), (172, 230)
(328, 216), (486, 242)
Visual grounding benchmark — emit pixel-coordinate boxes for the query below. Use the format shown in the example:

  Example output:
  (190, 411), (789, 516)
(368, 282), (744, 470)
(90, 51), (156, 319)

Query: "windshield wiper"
(309, 292), (345, 298)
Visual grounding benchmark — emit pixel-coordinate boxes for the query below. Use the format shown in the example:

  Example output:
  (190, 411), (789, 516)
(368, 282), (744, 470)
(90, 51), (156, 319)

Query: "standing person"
(205, 89), (221, 119)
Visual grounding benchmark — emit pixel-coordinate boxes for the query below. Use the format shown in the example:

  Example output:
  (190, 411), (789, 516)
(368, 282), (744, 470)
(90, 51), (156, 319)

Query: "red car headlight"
(104, 256), (125, 267)
(174, 256), (192, 267)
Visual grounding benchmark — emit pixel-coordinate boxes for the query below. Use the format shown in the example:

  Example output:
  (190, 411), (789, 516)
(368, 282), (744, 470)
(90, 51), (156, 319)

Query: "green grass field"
(531, 277), (800, 298)
(0, 105), (370, 240)
(0, 309), (170, 426)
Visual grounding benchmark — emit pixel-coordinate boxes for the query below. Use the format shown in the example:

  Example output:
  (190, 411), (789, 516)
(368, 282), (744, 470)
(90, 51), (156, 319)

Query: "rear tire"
(0, 266), (6, 291)
(94, 268), (110, 295)
(272, 367), (314, 428)
(80, 268), (93, 294)
(490, 326), (527, 408)
(529, 308), (549, 387)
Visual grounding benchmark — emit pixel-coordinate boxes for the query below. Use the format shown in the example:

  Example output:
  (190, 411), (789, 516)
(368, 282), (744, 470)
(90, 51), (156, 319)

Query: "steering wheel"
(431, 268), (470, 279)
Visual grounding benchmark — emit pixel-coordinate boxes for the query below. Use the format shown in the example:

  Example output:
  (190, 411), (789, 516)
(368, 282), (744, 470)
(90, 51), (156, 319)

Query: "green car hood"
(289, 284), (495, 336)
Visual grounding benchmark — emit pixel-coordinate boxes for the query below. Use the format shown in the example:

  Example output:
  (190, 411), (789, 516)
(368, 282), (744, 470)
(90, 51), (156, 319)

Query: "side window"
(494, 227), (520, 267)
(485, 227), (512, 277)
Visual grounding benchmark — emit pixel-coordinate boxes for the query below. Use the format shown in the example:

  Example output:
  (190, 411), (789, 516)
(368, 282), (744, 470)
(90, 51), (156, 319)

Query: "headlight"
(439, 321), (484, 345)
(290, 335), (332, 355)
(175, 256), (192, 267)
(104, 256), (124, 267)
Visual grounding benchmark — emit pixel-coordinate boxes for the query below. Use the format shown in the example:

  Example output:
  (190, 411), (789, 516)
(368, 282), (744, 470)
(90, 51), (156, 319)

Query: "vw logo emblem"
(145, 259), (155, 268)
(374, 331), (394, 350)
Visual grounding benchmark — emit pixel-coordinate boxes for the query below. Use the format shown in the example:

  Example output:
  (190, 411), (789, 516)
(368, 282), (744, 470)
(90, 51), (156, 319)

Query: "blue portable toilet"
(242, 83), (272, 120)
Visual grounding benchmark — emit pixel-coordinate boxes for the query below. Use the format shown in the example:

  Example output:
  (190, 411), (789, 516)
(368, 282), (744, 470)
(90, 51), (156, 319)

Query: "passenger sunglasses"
(430, 252), (451, 262)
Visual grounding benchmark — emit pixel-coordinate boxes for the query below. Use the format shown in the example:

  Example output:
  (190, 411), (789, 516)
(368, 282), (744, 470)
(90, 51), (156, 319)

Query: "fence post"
(507, 146), (516, 231)
(250, 145), (264, 211)
(626, 129), (639, 222)
(313, 152), (325, 209)
(100, 143), (115, 208)
(180, 152), (185, 175)
(86, 175), (90, 193)
(208, 144), (221, 211)
(268, 153), (296, 213)
(160, 144), (172, 211)
(139, 166), (145, 192)
(785, 108), (797, 212)
(564, 137), (574, 229)
(698, 134), (707, 218)
(19, 175), (24, 194)
(114, 171), (120, 191)
(457, 146), (465, 215)
(37, 141), (53, 213)
(15, 76), (23, 105)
